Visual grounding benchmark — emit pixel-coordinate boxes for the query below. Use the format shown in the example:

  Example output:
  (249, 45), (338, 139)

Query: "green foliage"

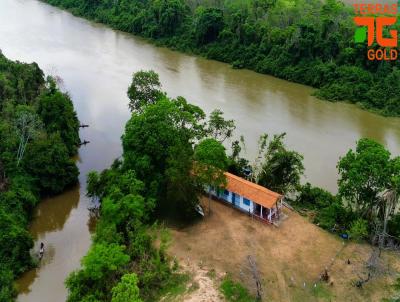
(387, 213), (400, 238)
(81, 243), (130, 281)
(348, 218), (369, 242)
(207, 109), (235, 143)
(0, 202), (34, 274)
(194, 7), (224, 45)
(149, 0), (188, 37)
(127, 70), (163, 113)
(66, 167), (175, 302)
(311, 283), (333, 300)
(0, 54), (44, 105)
(122, 96), (206, 218)
(87, 171), (101, 198)
(295, 183), (335, 210)
(220, 276), (256, 302)
(24, 133), (79, 194)
(193, 138), (228, 192)
(0, 53), (79, 301)
(66, 73), (257, 301)
(294, 183), (354, 231)
(338, 138), (399, 218)
(227, 138), (249, 178)
(37, 79), (80, 155)
(111, 273), (142, 302)
(153, 272), (190, 300)
(0, 268), (16, 302)
(258, 133), (304, 194)
(390, 278), (400, 302)
(294, 139), (400, 241)
(44, 0), (400, 116)
(194, 138), (228, 170)
(314, 200), (353, 231)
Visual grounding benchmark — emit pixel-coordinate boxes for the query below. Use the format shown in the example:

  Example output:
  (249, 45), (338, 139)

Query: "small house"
(208, 172), (284, 223)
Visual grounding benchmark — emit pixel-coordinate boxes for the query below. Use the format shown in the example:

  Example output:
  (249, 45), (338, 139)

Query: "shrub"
(220, 276), (256, 302)
(349, 218), (369, 241)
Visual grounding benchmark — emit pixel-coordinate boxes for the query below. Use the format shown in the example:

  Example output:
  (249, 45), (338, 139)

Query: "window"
(224, 190), (229, 196)
(243, 198), (251, 206)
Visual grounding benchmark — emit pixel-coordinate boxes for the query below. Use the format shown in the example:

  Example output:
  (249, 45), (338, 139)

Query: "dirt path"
(180, 263), (224, 302)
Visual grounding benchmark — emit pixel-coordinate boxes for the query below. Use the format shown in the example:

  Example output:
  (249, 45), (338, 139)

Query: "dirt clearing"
(168, 197), (400, 301)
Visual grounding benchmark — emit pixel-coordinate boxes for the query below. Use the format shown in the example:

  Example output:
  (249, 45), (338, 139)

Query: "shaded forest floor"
(167, 197), (400, 301)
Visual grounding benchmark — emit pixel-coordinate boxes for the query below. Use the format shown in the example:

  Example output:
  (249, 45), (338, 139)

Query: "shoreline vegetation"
(42, 0), (400, 117)
(0, 52), (80, 302)
(67, 70), (400, 301)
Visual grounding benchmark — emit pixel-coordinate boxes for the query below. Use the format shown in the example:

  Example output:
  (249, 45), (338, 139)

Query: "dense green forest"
(43, 0), (400, 116)
(67, 70), (400, 301)
(0, 52), (80, 301)
(65, 70), (234, 301)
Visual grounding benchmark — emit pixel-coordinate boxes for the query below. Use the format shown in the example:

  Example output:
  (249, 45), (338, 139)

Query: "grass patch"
(311, 283), (333, 301)
(155, 272), (190, 302)
(290, 283), (333, 302)
(220, 276), (257, 302)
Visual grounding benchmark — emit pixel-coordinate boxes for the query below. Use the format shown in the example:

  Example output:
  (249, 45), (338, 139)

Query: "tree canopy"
(255, 133), (304, 194)
(127, 70), (163, 113)
(111, 273), (142, 302)
(338, 138), (400, 245)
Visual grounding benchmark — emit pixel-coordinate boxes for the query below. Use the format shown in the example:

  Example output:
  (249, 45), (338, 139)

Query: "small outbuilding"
(208, 172), (284, 224)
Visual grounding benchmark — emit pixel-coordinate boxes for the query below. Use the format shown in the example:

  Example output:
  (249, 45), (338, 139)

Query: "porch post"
(260, 205), (263, 219)
(276, 203), (280, 219)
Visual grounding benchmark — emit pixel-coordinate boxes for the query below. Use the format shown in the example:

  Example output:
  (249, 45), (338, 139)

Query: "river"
(0, 0), (398, 301)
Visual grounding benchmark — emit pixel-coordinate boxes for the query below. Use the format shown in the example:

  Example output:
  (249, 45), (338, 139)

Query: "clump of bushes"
(220, 276), (257, 302)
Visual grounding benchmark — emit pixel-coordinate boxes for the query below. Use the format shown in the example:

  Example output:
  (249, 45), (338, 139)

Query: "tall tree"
(122, 96), (206, 217)
(14, 107), (43, 166)
(193, 138), (228, 214)
(338, 139), (392, 216)
(127, 70), (163, 113)
(24, 133), (79, 194)
(37, 78), (80, 156)
(338, 138), (400, 246)
(227, 137), (250, 178)
(207, 109), (235, 142)
(257, 133), (304, 194)
(194, 7), (224, 45)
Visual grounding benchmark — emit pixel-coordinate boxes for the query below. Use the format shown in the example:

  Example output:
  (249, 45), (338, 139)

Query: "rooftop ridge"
(224, 172), (282, 197)
(224, 172), (282, 209)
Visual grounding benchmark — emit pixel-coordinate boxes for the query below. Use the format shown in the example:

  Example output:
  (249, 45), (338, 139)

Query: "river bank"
(42, 0), (400, 117)
(0, 51), (80, 301)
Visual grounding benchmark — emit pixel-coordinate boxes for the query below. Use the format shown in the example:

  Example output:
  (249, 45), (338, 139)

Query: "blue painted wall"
(208, 187), (254, 213)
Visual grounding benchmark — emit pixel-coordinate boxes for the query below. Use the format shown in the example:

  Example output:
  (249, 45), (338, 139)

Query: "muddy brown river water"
(0, 0), (399, 301)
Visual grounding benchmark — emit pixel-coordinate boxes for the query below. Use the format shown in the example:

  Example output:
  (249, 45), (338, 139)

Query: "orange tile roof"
(224, 172), (282, 209)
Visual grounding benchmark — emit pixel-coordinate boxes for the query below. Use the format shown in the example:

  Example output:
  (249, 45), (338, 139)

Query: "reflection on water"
(0, 0), (398, 301)
(17, 186), (79, 294)
(30, 186), (80, 239)
(18, 245), (57, 295)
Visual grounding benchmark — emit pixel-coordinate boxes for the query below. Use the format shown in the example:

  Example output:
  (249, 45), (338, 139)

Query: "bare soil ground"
(180, 263), (225, 302)
(168, 197), (400, 301)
